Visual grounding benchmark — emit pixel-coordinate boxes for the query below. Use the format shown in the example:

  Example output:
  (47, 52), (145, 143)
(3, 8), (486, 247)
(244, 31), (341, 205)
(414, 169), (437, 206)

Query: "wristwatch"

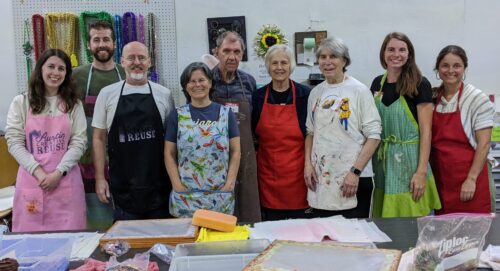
(350, 166), (362, 176)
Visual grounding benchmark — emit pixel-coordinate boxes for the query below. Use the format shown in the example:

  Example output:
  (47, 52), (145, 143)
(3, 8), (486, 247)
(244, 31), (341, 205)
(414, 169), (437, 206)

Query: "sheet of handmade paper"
(104, 218), (196, 238)
(255, 243), (397, 271)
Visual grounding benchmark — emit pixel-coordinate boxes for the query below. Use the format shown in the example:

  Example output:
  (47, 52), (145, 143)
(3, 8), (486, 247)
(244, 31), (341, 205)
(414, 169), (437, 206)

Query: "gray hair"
(215, 31), (245, 51)
(179, 62), (215, 103)
(316, 37), (351, 72)
(264, 44), (296, 74)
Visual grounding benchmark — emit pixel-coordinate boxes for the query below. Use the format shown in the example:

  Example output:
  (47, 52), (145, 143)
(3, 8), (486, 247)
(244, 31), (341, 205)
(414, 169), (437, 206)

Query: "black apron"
(107, 81), (170, 214)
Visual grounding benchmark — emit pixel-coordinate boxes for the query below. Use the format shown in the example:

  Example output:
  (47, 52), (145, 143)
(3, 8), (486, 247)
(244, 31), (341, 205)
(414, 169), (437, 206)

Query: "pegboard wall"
(11, 0), (182, 104)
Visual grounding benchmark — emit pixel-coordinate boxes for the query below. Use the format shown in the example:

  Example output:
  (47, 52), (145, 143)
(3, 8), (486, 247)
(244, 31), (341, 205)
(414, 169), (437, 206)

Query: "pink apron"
(12, 104), (86, 232)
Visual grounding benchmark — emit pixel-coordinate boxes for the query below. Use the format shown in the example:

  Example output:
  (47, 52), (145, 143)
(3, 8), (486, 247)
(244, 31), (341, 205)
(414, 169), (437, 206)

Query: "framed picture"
(207, 16), (248, 61)
(294, 30), (327, 65)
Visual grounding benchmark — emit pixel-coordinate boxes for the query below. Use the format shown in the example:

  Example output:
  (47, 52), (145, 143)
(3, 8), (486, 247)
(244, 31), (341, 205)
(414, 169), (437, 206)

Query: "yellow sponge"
(192, 209), (237, 232)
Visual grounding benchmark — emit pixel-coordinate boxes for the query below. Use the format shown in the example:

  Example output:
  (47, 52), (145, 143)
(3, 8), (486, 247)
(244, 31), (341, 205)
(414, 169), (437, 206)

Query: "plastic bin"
(0, 238), (21, 251)
(169, 239), (270, 271)
(0, 237), (73, 271)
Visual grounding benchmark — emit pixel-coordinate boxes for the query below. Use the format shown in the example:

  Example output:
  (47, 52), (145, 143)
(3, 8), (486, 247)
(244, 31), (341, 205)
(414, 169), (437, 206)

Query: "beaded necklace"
(31, 14), (45, 61)
(46, 12), (79, 67)
(22, 19), (33, 80)
(147, 13), (158, 82)
(138, 14), (145, 44)
(114, 15), (123, 63)
(122, 12), (137, 45)
(80, 11), (113, 63)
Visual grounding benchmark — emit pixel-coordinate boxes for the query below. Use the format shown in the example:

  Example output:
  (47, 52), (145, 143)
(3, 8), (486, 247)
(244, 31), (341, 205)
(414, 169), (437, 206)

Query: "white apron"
(308, 94), (362, 210)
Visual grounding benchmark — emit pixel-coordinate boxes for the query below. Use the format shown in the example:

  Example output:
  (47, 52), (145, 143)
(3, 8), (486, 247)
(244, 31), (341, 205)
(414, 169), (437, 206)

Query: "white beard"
(130, 72), (146, 80)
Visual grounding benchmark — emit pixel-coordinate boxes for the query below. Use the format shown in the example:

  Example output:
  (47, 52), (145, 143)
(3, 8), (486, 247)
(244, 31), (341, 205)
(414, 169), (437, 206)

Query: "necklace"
(23, 19), (33, 80)
(31, 14), (45, 61)
(46, 12), (79, 67)
(138, 14), (145, 44)
(122, 12), (137, 45)
(114, 15), (123, 63)
(147, 13), (158, 82)
(80, 11), (113, 63)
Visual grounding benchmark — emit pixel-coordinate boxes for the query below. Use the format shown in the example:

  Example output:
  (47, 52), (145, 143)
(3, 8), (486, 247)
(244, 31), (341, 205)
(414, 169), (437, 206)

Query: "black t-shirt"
(370, 75), (432, 122)
(269, 87), (292, 105)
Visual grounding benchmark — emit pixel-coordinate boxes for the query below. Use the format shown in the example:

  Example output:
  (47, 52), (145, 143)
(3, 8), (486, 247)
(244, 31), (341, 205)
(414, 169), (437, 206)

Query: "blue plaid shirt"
(211, 66), (257, 105)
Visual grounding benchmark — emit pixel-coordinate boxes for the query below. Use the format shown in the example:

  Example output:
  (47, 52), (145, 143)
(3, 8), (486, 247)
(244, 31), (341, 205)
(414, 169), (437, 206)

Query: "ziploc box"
(0, 237), (73, 271)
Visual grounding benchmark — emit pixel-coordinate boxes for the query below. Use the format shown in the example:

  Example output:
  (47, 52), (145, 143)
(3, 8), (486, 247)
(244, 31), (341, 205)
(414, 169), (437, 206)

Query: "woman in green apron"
(370, 32), (441, 217)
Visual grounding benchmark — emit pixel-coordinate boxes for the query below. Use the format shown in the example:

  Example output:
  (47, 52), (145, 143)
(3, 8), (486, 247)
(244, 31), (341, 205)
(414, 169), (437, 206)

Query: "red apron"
(13, 103), (86, 232)
(255, 82), (308, 209)
(431, 83), (491, 214)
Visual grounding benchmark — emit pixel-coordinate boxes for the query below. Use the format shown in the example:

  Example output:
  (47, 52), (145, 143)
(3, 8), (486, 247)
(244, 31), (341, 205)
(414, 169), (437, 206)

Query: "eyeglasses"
(124, 55), (149, 63)
(188, 78), (209, 85)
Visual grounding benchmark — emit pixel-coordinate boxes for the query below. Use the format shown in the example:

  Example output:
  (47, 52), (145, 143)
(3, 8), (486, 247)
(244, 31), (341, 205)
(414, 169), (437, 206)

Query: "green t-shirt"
(72, 63), (126, 99)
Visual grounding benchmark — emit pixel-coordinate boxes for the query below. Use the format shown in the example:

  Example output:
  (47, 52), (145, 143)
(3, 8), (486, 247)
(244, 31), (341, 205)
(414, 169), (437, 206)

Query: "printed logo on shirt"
(28, 130), (66, 154)
(118, 127), (156, 143)
(339, 98), (351, 131)
(193, 119), (217, 128)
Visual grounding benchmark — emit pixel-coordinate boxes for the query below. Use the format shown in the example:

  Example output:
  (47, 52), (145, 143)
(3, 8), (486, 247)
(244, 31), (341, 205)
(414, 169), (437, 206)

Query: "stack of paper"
(250, 216), (391, 243)
(0, 186), (14, 212)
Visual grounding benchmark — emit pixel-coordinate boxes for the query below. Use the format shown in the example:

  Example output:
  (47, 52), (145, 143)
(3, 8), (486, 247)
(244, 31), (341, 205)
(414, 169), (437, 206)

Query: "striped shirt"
(435, 83), (494, 150)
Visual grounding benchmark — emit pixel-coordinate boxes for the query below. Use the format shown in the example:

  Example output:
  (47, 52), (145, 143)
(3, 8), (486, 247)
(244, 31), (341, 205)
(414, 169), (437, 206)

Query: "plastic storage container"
(169, 239), (270, 271)
(0, 237), (73, 271)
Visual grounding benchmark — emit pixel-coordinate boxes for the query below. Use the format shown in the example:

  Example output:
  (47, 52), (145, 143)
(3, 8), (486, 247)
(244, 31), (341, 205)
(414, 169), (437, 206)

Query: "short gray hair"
(316, 37), (351, 72)
(264, 44), (296, 74)
(215, 31), (245, 51)
(179, 62), (215, 103)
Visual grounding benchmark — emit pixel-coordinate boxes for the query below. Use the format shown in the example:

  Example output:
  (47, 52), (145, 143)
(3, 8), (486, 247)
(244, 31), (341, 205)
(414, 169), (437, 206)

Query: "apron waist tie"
(377, 134), (419, 173)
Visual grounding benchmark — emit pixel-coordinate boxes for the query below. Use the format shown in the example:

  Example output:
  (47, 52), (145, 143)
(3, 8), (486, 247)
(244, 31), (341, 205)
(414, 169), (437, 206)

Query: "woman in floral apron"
(6, 49), (86, 232)
(370, 32), (441, 217)
(165, 62), (240, 217)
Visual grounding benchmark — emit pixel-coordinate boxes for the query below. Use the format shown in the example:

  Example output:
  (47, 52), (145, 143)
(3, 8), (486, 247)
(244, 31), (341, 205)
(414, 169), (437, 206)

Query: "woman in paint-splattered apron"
(305, 38), (382, 219)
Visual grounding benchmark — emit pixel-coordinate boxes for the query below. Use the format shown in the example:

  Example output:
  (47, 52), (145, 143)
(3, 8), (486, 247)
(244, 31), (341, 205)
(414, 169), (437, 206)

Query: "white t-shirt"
(306, 76), (382, 176)
(92, 80), (175, 131)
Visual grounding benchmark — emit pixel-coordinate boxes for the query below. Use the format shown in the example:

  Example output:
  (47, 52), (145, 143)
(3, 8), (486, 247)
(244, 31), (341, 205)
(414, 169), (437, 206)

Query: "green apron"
(372, 74), (441, 217)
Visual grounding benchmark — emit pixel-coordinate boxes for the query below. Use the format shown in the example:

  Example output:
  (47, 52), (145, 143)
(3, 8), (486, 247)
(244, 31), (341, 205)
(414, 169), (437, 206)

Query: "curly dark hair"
(28, 49), (78, 114)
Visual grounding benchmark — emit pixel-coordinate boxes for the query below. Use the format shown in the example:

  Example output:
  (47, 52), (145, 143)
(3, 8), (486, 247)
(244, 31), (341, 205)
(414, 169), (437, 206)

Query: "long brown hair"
(379, 32), (422, 97)
(28, 49), (78, 114)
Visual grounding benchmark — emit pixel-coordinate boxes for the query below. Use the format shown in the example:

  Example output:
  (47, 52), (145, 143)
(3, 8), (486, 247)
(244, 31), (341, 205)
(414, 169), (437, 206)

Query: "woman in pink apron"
(5, 49), (86, 232)
(431, 45), (495, 214)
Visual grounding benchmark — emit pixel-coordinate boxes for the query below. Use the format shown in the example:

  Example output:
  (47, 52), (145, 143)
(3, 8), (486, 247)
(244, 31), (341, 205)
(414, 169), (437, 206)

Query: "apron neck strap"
(264, 80), (296, 105)
(86, 64), (123, 96)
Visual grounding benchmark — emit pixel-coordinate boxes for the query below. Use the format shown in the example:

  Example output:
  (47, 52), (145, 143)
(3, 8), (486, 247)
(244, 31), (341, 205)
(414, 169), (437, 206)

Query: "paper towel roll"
(304, 38), (316, 49)
(303, 38), (316, 66)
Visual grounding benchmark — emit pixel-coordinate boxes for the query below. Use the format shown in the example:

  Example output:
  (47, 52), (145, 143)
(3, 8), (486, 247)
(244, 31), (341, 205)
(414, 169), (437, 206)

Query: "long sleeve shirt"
(5, 94), (87, 174)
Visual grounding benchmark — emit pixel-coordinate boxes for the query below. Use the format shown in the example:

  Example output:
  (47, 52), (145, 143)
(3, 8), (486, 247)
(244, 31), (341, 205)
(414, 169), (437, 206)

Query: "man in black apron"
(212, 31), (261, 222)
(92, 41), (173, 220)
(72, 21), (125, 229)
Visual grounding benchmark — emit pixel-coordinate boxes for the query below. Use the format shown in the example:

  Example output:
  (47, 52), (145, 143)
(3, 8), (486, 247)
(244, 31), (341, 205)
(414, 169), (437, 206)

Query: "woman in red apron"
(252, 44), (311, 221)
(431, 45), (494, 214)
(6, 49), (86, 232)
